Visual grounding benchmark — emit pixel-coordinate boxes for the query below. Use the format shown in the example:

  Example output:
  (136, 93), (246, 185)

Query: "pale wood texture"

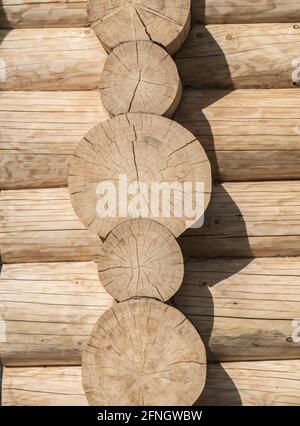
(4, 360), (300, 405)
(98, 219), (184, 301)
(82, 298), (206, 406)
(192, 0), (300, 24)
(0, 188), (103, 263)
(175, 89), (300, 181)
(100, 41), (182, 117)
(87, 0), (191, 55)
(0, 28), (107, 90)
(0, 91), (109, 190)
(180, 181), (300, 258)
(0, 261), (113, 366)
(69, 113), (211, 238)
(0, 0), (88, 28)
(173, 257), (300, 361)
(176, 23), (300, 89)
(198, 360), (300, 406)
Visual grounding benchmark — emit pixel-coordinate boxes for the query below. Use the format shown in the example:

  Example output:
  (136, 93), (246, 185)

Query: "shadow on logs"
(173, 22), (254, 406)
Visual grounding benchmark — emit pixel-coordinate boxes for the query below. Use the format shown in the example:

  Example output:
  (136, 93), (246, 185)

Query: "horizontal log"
(0, 1), (88, 28)
(0, 28), (106, 90)
(0, 91), (108, 189)
(3, 360), (300, 405)
(174, 89), (300, 181)
(0, 261), (113, 366)
(176, 23), (300, 89)
(192, 0), (300, 24)
(180, 181), (300, 258)
(0, 188), (103, 263)
(174, 257), (300, 361)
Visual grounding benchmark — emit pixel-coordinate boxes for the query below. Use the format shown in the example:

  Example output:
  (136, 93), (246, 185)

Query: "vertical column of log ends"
(68, 0), (212, 406)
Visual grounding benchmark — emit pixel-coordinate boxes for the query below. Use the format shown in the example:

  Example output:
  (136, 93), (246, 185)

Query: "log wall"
(3, 361), (300, 406)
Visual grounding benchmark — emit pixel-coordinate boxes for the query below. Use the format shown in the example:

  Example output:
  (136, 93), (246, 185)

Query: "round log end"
(82, 298), (207, 406)
(87, 0), (191, 55)
(68, 113), (211, 238)
(100, 41), (182, 117)
(98, 219), (184, 301)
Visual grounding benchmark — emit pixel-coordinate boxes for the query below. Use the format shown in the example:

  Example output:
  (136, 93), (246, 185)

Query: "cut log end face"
(100, 41), (182, 117)
(82, 298), (207, 406)
(68, 113), (212, 238)
(87, 0), (191, 55)
(98, 219), (184, 301)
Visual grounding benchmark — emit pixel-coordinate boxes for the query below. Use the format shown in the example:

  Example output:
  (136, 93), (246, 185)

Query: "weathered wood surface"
(0, 261), (113, 366)
(3, 360), (300, 405)
(192, 0), (300, 24)
(175, 89), (300, 181)
(0, 91), (108, 190)
(176, 24), (300, 89)
(0, 188), (103, 263)
(0, 0), (88, 28)
(180, 181), (300, 258)
(174, 257), (300, 361)
(0, 28), (106, 90)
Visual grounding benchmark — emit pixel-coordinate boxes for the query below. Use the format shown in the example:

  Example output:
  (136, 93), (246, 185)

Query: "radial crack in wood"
(68, 113), (211, 238)
(98, 219), (184, 301)
(87, 0), (191, 55)
(100, 41), (182, 117)
(82, 298), (207, 406)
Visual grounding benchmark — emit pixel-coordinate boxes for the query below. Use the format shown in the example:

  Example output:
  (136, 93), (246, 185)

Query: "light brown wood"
(0, 28), (107, 90)
(100, 41), (182, 117)
(87, 0), (191, 55)
(68, 113), (211, 238)
(0, 91), (109, 190)
(0, 0), (88, 28)
(0, 261), (114, 366)
(180, 181), (300, 258)
(175, 88), (300, 181)
(82, 298), (206, 406)
(192, 0), (300, 24)
(4, 360), (300, 406)
(176, 23), (300, 89)
(98, 219), (184, 301)
(0, 188), (103, 263)
(174, 257), (300, 361)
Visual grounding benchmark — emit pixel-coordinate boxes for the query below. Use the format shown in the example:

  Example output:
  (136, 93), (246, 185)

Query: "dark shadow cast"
(170, 17), (256, 406)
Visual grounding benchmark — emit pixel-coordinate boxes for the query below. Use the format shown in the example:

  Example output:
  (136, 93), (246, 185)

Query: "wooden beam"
(174, 257), (300, 361)
(0, 28), (106, 90)
(175, 88), (300, 181)
(0, 1), (88, 28)
(0, 188), (103, 263)
(192, 0), (300, 24)
(176, 23), (300, 89)
(0, 91), (108, 190)
(0, 261), (113, 366)
(180, 181), (300, 258)
(3, 360), (300, 405)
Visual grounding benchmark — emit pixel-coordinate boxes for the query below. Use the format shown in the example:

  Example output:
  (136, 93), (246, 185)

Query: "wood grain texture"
(176, 23), (300, 89)
(98, 219), (184, 302)
(82, 299), (206, 406)
(192, 0), (300, 24)
(0, 261), (113, 366)
(100, 41), (182, 117)
(0, 28), (106, 90)
(3, 360), (300, 405)
(180, 181), (300, 258)
(175, 89), (300, 181)
(0, 91), (109, 190)
(173, 257), (300, 361)
(87, 0), (191, 55)
(0, 188), (103, 263)
(0, 0), (88, 28)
